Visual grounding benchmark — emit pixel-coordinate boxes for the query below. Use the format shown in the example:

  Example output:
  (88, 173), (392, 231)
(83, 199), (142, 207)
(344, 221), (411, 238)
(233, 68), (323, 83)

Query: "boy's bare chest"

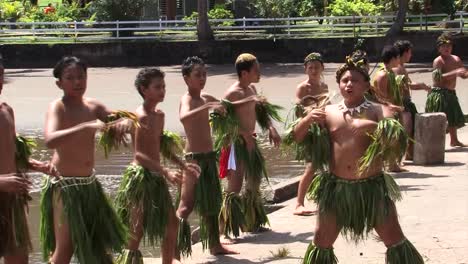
(61, 106), (96, 127)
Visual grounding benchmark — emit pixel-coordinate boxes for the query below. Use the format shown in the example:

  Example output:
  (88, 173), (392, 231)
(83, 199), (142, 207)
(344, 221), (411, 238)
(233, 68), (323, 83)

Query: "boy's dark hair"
(394, 40), (413, 56)
(0, 53), (3, 68)
(53, 56), (88, 79)
(182, 56), (205, 76)
(235, 53), (257, 78)
(381, 45), (400, 64)
(134, 67), (165, 98)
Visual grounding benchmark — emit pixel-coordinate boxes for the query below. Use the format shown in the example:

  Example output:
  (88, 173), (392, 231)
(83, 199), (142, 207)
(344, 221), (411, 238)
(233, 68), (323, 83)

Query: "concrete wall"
(1, 32), (467, 68)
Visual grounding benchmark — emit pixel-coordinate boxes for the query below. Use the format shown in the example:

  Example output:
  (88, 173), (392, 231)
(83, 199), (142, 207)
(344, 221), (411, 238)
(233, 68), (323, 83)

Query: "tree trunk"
(197, 0), (214, 41)
(386, 0), (408, 37)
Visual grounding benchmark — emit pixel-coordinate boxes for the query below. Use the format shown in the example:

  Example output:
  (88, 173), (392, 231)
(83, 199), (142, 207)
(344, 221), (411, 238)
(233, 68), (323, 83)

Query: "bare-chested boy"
(0, 55), (55, 264)
(293, 52), (329, 216)
(426, 33), (467, 147)
(216, 53), (281, 240)
(294, 58), (424, 264)
(373, 45), (407, 172)
(41, 56), (129, 264)
(176, 56), (238, 256)
(113, 67), (201, 264)
(393, 40), (431, 160)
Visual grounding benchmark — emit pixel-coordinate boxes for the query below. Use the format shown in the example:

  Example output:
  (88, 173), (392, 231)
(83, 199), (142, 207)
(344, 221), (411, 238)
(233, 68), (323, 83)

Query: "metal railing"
(0, 12), (466, 41)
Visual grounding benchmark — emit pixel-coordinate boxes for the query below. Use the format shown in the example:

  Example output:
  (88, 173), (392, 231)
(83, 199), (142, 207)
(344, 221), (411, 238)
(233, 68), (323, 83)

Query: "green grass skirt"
(0, 192), (31, 257)
(40, 175), (127, 263)
(303, 244), (338, 264)
(307, 172), (402, 243)
(425, 87), (465, 128)
(186, 152), (222, 251)
(386, 238), (424, 264)
(115, 249), (144, 264)
(234, 138), (270, 232)
(115, 165), (173, 247)
(220, 192), (245, 238)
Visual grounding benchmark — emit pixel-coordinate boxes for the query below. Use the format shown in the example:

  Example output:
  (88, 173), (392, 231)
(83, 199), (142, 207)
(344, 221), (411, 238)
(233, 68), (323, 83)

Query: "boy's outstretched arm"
(44, 101), (104, 148)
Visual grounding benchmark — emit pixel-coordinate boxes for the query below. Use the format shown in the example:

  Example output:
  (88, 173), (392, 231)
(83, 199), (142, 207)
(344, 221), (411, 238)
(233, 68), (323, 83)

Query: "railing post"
(243, 16), (246, 35)
(32, 22), (35, 38)
(287, 15), (291, 36)
(116, 20), (120, 38)
(419, 12), (423, 30)
(74, 20), (77, 37)
(460, 12), (464, 33)
(425, 13), (428, 32)
(159, 18), (162, 38)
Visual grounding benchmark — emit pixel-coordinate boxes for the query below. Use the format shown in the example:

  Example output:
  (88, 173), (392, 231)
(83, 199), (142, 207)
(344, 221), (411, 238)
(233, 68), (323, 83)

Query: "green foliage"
(92, 0), (149, 21)
(455, 0), (468, 11)
(249, 0), (295, 18)
(408, 0), (426, 14)
(329, 0), (383, 17)
(298, 0), (326, 17)
(440, 0), (456, 16)
(0, 1), (24, 21)
(14, 1), (94, 23)
(183, 4), (234, 27)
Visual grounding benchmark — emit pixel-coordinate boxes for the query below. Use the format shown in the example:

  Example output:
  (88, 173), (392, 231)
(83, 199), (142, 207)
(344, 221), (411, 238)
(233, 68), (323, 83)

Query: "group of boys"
(0, 31), (466, 264)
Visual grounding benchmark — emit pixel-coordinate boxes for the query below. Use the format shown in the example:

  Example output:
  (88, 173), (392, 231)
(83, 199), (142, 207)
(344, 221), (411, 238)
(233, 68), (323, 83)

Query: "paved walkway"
(146, 127), (468, 264)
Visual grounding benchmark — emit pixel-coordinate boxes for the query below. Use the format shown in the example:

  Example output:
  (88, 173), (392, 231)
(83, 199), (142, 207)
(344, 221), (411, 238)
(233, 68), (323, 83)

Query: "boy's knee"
(313, 229), (335, 248)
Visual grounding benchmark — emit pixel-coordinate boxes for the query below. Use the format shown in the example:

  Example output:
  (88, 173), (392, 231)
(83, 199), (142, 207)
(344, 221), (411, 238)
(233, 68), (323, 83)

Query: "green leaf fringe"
(114, 165), (173, 247)
(40, 176), (127, 263)
(210, 100), (240, 152)
(432, 69), (442, 83)
(307, 172), (402, 243)
(386, 238), (424, 264)
(115, 249), (144, 264)
(160, 130), (184, 161)
(15, 135), (37, 171)
(425, 87), (465, 128)
(98, 111), (140, 159)
(220, 192), (245, 238)
(188, 152), (222, 250)
(358, 118), (409, 176)
(243, 190), (270, 232)
(283, 120), (330, 171)
(177, 218), (192, 257)
(378, 64), (404, 106)
(302, 244), (338, 264)
(255, 100), (284, 131)
(0, 192), (31, 257)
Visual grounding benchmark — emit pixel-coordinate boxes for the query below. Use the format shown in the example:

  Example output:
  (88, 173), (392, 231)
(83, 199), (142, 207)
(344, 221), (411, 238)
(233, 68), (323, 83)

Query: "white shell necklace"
(338, 99), (372, 115)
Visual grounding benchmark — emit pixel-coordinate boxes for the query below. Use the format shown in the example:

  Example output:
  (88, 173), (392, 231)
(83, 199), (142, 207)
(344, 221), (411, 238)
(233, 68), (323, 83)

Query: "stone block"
(413, 113), (447, 165)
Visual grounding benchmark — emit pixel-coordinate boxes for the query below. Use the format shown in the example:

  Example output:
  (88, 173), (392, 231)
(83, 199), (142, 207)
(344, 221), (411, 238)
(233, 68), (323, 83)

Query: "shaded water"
(21, 134), (303, 263)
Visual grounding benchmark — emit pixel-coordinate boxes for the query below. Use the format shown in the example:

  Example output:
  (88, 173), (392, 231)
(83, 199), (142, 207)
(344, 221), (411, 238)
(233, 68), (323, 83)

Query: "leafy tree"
(328, 0), (383, 16)
(92, 0), (149, 21)
(249, 0), (295, 18)
(386, 0), (408, 37)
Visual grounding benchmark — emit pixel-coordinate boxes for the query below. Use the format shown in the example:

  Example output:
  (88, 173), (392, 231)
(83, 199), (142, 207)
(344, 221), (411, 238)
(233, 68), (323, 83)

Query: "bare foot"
(220, 236), (236, 245)
(210, 244), (239, 255)
(293, 205), (317, 216)
(450, 141), (466, 147)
